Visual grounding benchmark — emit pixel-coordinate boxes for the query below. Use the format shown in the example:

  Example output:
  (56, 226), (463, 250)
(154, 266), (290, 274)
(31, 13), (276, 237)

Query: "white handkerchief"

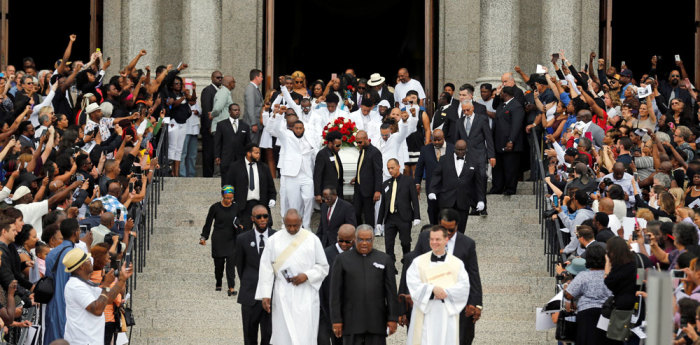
(469, 167), (475, 170)
(384, 186), (390, 192)
(373, 262), (385, 269)
(330, 156), (335, 162)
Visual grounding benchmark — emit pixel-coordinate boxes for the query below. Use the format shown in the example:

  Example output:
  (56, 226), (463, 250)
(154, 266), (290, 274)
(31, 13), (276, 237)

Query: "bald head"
(501, 72), (515, 86)
(338, 224), (356, 238)
(222, 76), (236, 90)
(49, 180), (64, 193)
(100, 212), (115, 227)
(107, 181), (121, 196)
(599, 197), (614, 215)
(283, 209), (302, 235)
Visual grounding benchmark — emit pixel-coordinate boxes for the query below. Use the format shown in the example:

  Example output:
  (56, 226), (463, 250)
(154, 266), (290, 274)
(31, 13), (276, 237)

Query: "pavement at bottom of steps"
(129, 177), (555, 345)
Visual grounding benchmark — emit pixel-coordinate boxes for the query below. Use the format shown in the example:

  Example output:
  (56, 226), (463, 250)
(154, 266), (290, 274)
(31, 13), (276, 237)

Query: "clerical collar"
(431, 252), (446, 262)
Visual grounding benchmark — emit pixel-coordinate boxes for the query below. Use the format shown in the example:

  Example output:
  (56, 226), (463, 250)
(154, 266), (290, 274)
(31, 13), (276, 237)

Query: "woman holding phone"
(200, 185), (243, 296)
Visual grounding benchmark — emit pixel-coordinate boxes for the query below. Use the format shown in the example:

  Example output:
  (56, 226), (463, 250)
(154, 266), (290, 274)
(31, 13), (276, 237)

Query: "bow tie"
(431, 253), (446, 262)
(456, 156), (464, 160)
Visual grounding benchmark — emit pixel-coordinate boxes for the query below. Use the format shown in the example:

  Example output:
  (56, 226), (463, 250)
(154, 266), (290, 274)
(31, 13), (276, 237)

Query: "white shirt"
(229, 117), (239, 132)
(255, 228), (269, 251)
(246, 157), (261, 201)
(185, 102), (202, 135)
(454, 153), (465, 176)
(64, 277), (105, 345)
(335, 242), (346, 253)
(326, 197), (339, 221)
(446, 234), (457, 255)
(394, 79), (426, 105)
(15, 200), (49, 238)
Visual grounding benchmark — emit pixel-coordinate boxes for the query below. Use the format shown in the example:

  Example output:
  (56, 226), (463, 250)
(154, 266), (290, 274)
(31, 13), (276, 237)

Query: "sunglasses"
(357, 86), (366, 90)
(254, 214), (269, 219)
(671, 75), (680, 78)
(338, 239), (353, 244)
(294, 81), (304, 84)
(334, 144), (342, 148)
(214, 76), (223, 79)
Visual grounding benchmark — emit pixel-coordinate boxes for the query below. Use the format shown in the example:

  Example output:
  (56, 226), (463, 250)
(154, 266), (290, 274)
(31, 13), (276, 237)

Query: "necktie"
(435, 148), (441, 161)
(357, 149), (365, 184)
(232, 120), (237, 133)
(327, 206), (332, 222)
(430, 253), (446, 262)
(259, 234), (265, 255)
(465, 115), (472, 136)
(334, 153), (340, 179)
(389, 178), (397, 213)
(249, 162), (255, 190)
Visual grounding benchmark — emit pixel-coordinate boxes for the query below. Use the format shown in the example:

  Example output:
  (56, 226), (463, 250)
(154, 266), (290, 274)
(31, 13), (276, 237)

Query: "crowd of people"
(0, 33), (172, 345)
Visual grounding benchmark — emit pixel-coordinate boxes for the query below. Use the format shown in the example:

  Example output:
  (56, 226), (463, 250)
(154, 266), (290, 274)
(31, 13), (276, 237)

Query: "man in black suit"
(492, 72), (526, 108)
(318, 188), (357, 247)
(330, 224), (398, 344)
(413, 208), (483, 345)
(200, 70), (222, 177)
(225, 144), (277, 230)
(455, 102), (495, 216)
(314, 131), (344, 202)
(350, 130), (382, 226)
(319, 224), (355, 345)
(414, 129), (454, 224)
(444, 84), (488, 144)
(215, 103), (252, 180)
(377, 159), (420, 264)
(235, 205), (275, 345)
(428, 140), (484, 234)
(490, 86), (525, 195)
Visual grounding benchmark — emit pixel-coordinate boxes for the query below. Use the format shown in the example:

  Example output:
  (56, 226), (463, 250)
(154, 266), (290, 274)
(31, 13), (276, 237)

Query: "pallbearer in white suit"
(406, 225), (469, 345)
(255, 209), (329, 345)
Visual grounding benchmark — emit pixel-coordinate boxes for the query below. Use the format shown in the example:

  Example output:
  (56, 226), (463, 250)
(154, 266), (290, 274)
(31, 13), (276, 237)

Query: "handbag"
(607, 309), (634, 341)
(120, 305), (135, 332)
(555, 310), (577, 342)
(33, 247), (70, 304)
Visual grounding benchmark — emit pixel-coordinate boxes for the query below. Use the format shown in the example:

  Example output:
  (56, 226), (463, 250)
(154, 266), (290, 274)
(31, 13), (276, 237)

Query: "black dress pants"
(213, 255), (235, 289)
(201, 132), (215, 177)
(426, 197), (440, 225)
(353, 194), (376, 226)
(385, 214), (412, 262)
(241, 301), (272, 345)
(318, 310), (342, 345)
(342, 333), (386, 345)
(459, 312), (475, 345)
(492, 151), (520, 194)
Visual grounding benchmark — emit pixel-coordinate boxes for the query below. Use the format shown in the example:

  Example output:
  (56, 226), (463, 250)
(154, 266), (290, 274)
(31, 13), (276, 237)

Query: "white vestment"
(406, 252), (469, 345)
(255, 229), (329, 345)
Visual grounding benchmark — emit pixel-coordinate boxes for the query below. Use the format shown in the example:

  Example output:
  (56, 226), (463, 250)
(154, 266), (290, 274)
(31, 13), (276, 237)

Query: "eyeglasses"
(254, 214), (269, 219)
(214, 76), (223, 79)
(294, 81), (304, 84)
(356, 238), (373, 243)
(338, 239), (353, 244)
(671, 75), (680, 78)
(357, 86), (366, 90)
(671, 102), (680, 105)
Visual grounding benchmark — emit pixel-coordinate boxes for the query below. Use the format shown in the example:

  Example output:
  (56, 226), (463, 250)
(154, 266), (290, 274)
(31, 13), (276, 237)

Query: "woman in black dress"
(200, 185), (242, 296)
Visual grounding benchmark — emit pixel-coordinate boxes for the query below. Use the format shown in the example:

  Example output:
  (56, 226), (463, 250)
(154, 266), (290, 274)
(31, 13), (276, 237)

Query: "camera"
(556, 271), (573, 282)
(544, 208), (558, 218)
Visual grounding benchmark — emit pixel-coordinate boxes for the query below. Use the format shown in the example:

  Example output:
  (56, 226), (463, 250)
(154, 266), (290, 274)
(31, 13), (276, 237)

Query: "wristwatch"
(103, 287), (111, 294)
(475, 305), (483, 310)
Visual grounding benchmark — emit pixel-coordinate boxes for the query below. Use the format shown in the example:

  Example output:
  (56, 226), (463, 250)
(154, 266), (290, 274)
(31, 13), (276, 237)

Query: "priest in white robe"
(406, 225), (469, 345)
(256, 209), (330, 345)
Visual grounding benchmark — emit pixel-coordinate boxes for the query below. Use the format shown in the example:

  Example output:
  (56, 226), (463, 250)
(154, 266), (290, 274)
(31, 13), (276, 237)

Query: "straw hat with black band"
(63, 248), (92, 273)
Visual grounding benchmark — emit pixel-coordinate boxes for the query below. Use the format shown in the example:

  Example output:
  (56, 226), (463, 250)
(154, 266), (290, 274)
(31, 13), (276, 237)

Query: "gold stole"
(411, 253), (461, 345)
(272, 229), (310, 274)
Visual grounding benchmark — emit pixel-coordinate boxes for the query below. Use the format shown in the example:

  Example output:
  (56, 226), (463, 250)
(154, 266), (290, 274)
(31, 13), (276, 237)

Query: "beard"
(671, 79), (679, 87)
(294, 130), (304, 138)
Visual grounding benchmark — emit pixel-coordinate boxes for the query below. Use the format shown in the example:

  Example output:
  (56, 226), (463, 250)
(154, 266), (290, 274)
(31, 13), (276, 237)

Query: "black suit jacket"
(596, 228), (615, 243)
(330, 249), (398, 335)
(378, 88), (394, 106)
(354, 144), (383, 198)
(200, 84), (218, 135)
(377, 175), (420, 224)
(397, 250), (419, 317)
(414, 231), (483, 306)
(314, 147), (343, 196)
(444, 101), (487, 144)
(493, 98), (526, 152)
(320, 244), (343, 321)
(414, 143), (454, 195)
(225, 159), (277, 208)
(318, 198), (357, 247)
(492, 86), (526, 110)
(214, 119), (252, 167)
(455, 113), (495, 163)
(235, 228), (276, 305)
(430, 153), (484, 210)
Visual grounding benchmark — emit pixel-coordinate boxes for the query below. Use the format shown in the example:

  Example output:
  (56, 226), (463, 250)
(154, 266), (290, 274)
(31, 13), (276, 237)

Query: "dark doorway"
(8, 0), (92, 70)
(610, 0), (695, 82)
(274, 0), (425, 90)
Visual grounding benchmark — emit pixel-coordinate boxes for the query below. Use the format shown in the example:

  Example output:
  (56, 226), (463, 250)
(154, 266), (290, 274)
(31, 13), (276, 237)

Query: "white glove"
(428, 193), (436, 200)
(375, 224), (383, 233)
(268, 200), (276, 208)
(412, 219), (421, 226)
(476, 201), (484, 212)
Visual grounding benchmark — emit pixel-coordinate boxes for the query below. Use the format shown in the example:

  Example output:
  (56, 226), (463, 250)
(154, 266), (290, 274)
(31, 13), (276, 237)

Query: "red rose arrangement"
(323, 117), (358, 147)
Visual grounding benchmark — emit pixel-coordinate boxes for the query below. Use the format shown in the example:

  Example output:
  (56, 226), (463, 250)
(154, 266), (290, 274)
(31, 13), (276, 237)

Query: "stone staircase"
(129, 177), (556, 345)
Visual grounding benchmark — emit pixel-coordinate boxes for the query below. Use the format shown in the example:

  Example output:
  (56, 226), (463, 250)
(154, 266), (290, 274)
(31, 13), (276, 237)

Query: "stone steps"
(129, 177), (554, 345)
